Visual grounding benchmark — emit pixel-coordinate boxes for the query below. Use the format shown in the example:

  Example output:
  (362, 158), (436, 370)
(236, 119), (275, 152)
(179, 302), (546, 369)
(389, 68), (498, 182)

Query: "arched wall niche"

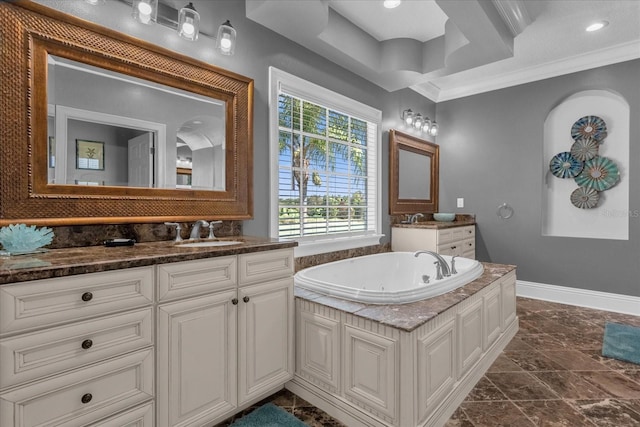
(542, 89), (630, 240)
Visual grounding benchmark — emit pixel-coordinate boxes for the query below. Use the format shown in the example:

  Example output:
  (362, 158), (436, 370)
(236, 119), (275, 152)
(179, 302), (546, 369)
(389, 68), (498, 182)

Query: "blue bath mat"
(230, 403), (306, 427)
(602, 322), (640, 365)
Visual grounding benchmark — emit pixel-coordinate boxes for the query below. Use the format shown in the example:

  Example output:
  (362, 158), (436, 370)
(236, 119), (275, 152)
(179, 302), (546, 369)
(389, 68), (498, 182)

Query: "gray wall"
(436, 59), (640, 297)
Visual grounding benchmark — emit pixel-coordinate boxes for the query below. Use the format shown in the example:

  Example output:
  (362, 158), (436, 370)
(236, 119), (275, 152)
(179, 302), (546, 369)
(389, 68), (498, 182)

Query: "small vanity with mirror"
(388, 129), (476, 258)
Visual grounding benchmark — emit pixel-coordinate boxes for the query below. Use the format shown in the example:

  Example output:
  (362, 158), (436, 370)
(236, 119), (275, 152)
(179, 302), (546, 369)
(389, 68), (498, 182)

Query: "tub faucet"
(189, 220), (209, 240)
(409, 213), (424, 224)
(414, 250), (451, 278)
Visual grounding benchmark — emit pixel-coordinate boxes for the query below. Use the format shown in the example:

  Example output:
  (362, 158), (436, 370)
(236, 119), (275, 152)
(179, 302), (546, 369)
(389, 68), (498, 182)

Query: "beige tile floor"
(219, 297), (640, 426)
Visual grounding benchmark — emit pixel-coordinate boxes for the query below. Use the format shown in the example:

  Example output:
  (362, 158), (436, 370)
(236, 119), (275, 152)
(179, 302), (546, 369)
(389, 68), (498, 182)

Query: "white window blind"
(269, 68), (382, 254)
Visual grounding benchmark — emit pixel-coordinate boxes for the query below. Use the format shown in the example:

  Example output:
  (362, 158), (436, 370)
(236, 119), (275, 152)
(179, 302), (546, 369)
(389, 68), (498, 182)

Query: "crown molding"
(431, 40), (640, 102)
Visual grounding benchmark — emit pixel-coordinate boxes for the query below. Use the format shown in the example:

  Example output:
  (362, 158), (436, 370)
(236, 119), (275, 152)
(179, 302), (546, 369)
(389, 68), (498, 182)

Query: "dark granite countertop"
(393, 219), (476, 230)
(392, 213), (476, 230)
(0, 236), (296, 285)
(294, 262), (516, 332)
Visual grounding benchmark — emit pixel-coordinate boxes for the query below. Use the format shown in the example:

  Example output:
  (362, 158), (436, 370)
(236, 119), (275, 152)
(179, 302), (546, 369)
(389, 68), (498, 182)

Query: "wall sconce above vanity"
(86, 0), (237, 55)
(402, 109), (439, 137)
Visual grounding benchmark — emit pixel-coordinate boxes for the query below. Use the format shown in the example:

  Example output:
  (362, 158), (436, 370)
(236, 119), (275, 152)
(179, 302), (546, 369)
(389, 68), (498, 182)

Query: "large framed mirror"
(389, 129), (439, 214)
(0, 1), (253, 225)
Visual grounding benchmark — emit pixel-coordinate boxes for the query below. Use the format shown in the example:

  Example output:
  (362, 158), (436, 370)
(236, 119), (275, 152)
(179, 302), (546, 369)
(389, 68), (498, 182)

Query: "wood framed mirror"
(0, 1), (253, 225)
(389, 129), (439, 214)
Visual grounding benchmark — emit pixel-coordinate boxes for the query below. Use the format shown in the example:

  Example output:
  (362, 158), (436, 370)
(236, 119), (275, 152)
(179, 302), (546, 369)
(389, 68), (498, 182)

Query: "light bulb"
(137, 1), (152, 15)
(220, 35), (232, 51)
(384, 0), (401, 9)
(181, 18), (195, 36)
(430, 122), (439, 137)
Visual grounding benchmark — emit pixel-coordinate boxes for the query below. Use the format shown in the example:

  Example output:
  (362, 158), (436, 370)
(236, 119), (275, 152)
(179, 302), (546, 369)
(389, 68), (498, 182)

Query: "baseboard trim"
(516, 280), (639, 315)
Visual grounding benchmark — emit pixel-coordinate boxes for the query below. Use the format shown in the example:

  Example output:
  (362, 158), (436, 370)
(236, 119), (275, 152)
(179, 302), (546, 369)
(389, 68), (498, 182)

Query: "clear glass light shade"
(383, 0), (402, 9)
(178, 3), (200, 41)
(402, 109), (414, 125)
(216, 20), (237, 55)
(422, 117), (432, 133)
(132, 0), (157, 25)
(413, 113), (423, 129)
(429, 121), (439, 137)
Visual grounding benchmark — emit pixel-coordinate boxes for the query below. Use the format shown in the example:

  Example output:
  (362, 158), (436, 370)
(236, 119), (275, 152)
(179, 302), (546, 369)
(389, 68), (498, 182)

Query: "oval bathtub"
(295, 252), (484, 304)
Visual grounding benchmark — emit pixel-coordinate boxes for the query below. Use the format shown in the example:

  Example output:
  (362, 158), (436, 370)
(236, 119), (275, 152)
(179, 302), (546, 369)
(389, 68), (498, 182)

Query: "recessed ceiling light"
(586, 21), (609, 32)
(383, 0), (401, 9)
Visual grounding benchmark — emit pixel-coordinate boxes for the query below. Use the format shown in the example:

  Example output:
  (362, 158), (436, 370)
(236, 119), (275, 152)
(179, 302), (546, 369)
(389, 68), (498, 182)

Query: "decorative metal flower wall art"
(549, 115), (620, 209)
(549, 152), (583, 178)
(574, 156), (620, 191)
(571, 115), (608, 142)
(570, 137), (599, 161)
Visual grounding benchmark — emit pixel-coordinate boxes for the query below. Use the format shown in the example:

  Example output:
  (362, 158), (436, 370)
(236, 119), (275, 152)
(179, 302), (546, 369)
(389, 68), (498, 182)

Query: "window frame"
(269, 67), (383, 257)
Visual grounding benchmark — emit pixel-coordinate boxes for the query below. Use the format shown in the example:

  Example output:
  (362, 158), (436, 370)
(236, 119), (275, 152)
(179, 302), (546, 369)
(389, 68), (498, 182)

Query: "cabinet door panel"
(157, 291), (237, 427)
(417, 319), (456, 420)
(483, 286), (502, 350)
(457, 300), (483, 377)
(238, 278), (293, 404)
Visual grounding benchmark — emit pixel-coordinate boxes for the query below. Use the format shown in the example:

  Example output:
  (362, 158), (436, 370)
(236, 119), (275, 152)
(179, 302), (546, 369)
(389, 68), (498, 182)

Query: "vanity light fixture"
(402, 109), (439, 137)
(84, 0), (104, 5)
(216, 20), (237, 55)
(121, 0), (237, 55)
(132, 0), (158, 25)
(178, 2), (200, 41)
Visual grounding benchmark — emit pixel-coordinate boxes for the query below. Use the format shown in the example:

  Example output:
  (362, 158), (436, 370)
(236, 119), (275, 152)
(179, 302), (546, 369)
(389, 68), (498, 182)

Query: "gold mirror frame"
(389, 129), (439, 214)
(0, 1), (253, 226)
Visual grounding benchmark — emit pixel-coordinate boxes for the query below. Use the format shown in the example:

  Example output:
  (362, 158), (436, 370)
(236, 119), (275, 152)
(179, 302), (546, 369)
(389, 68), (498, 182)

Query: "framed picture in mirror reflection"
(76, 139), (105, 170)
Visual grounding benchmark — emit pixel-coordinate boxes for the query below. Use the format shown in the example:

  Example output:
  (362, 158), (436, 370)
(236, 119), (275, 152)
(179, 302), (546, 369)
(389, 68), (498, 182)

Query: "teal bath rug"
(230, 403), (307, 427)
(602, 322), (640, 365)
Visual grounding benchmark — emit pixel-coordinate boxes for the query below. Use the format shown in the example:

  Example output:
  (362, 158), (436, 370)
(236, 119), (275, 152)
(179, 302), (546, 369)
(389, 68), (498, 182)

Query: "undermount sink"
(177, 240), (243, 248)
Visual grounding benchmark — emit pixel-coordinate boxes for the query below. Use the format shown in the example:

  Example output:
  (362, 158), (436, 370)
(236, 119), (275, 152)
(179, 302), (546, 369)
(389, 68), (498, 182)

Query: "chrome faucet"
(409, 213), (424, 224)
(189, 220), (209, 240)
(414, 250), (451, 278)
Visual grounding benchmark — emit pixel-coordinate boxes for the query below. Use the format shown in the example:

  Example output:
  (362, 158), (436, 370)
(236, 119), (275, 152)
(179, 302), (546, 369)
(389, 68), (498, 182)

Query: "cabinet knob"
(81, 339), (93, 350)
(81, 393), (93, 404)
(231, 298), (238, 305)
(81, 292), (93, 302)
(451, 246), (457, 250)
(243, 296), (250, 303)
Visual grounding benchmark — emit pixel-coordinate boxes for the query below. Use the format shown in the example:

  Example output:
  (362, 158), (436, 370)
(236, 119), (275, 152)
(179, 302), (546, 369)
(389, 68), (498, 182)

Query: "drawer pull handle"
(81, 339), (93, 349)
(81, 393), (93, 404)
(231, 298), (238, 305)
(81, 292), (93, 302)
(243, 296), (250, 303)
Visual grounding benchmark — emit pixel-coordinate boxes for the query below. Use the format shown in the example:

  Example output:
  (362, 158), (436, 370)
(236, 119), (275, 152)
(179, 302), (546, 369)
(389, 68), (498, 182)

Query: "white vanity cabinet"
(391, 225), (476, 259)
(157, 248), (295, 427)
(0, 267), (155, 427)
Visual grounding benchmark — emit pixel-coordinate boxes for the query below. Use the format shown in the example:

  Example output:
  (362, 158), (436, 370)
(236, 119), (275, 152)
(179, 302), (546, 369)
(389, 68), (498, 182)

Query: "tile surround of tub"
(44, 221), (241, 249)
(294, 243), (390, 272)
(224, 297), (640, 427)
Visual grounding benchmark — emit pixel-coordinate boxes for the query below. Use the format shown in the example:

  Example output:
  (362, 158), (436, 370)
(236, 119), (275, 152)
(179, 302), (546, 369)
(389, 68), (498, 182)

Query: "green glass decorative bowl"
(433, 213), (456, 222)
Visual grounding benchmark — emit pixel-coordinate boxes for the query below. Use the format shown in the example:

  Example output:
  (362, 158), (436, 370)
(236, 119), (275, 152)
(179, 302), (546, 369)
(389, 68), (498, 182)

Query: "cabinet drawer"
(0, 348), (153, 427)
(238, 249), (294, 286)
(460, 226), (475, 239)
(157, 256), (236, 302)
(0, 267), (153, 336)
(90, 402), (153, 426)
(436, 229), (454, 245)
(0, 308), (153, 390)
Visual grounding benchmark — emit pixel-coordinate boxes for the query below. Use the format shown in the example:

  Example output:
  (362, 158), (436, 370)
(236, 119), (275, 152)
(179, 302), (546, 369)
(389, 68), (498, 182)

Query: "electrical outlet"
(457, 198), (464, 208)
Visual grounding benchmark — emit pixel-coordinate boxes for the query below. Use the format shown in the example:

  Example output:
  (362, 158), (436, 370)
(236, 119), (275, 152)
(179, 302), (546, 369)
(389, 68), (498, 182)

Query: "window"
(269, 68), (382, 256)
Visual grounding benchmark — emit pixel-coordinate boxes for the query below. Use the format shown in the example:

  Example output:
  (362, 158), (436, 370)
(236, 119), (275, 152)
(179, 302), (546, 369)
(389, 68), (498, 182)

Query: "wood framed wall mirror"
(0, 1), (253, 226)
(389, 129), (439, 215)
